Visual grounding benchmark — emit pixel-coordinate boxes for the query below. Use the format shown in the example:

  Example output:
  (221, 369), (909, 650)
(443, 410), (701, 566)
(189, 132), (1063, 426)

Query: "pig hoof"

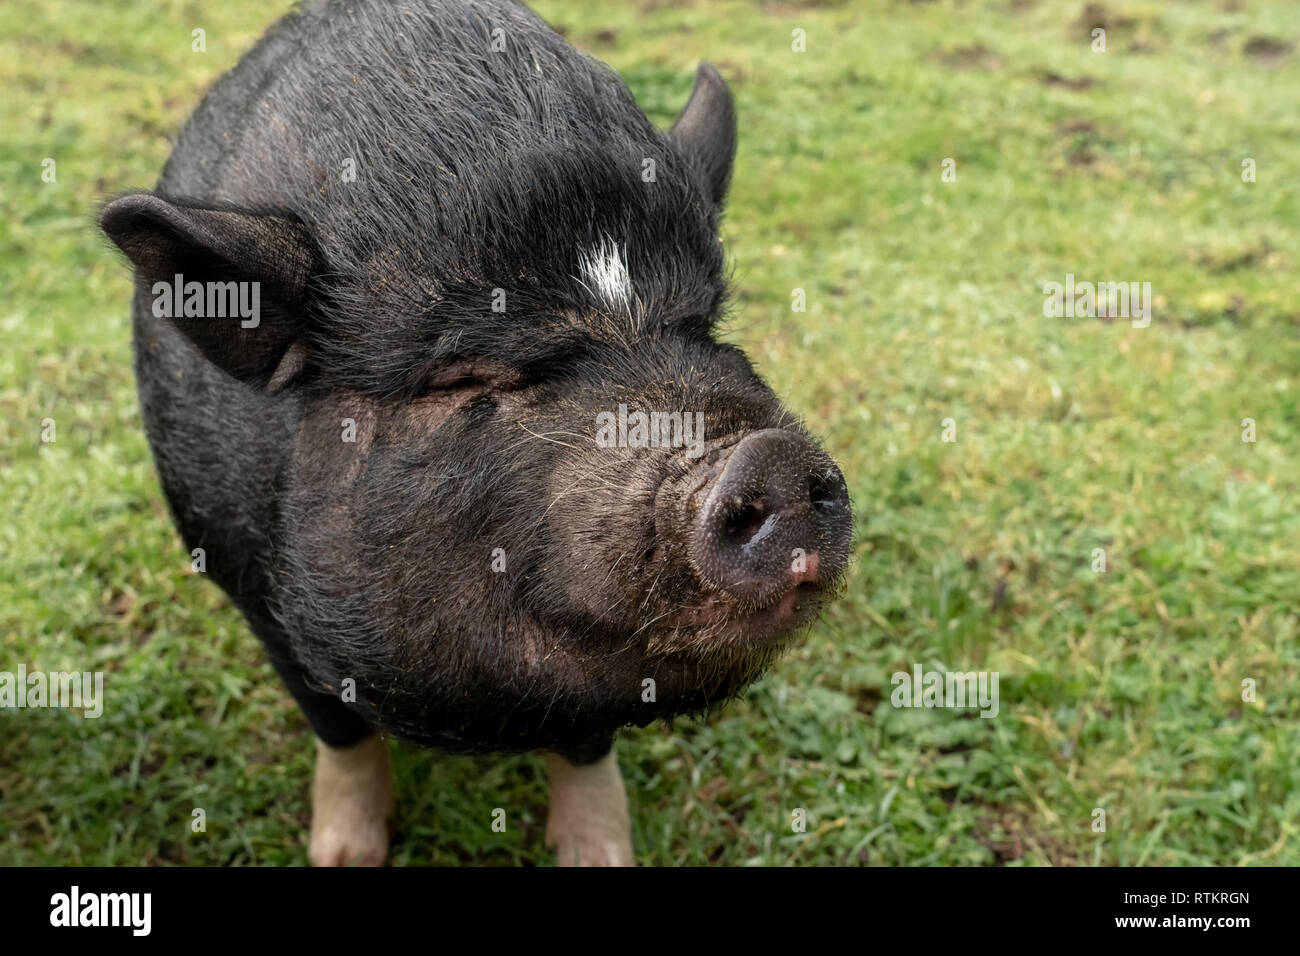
(549, 831), (636, 868)
(308, 734), (394, 867)
(544, 748), (635, 867)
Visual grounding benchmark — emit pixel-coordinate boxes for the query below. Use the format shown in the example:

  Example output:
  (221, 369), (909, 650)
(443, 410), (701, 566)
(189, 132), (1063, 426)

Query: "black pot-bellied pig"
(100, 0), (852, 866)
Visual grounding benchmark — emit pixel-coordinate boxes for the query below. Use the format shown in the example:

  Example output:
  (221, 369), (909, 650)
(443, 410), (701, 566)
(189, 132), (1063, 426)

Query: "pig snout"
(689, 429), (851, 609)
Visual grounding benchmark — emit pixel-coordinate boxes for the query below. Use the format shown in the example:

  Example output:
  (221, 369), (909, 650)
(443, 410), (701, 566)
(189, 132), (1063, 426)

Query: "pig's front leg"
(308, 734), (394, 866)
(544, 744), (635, 866)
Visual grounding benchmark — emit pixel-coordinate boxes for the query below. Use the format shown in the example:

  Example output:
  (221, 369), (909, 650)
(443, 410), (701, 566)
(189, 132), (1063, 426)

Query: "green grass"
(2, 0), (1298, 866)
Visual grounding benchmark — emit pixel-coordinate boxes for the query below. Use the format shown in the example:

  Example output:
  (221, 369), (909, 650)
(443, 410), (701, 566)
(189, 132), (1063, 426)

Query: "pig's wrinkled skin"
(101, 0), (852, 866)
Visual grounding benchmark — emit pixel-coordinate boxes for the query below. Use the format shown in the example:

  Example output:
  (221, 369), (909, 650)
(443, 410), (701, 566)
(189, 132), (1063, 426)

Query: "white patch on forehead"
(576, 237), (636, 318)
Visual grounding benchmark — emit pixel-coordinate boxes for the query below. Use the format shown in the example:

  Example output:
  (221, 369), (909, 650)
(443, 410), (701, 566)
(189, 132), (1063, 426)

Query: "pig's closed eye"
(416, 361), (523, 394)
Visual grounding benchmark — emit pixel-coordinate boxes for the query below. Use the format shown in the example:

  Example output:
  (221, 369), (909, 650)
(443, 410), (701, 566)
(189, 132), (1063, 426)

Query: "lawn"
(1, 0), (1297, 865)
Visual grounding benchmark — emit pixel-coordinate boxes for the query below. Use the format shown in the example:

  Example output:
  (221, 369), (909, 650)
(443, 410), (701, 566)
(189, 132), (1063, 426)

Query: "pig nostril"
(722, 500), (766, 544)
(808, 474), (838, 513)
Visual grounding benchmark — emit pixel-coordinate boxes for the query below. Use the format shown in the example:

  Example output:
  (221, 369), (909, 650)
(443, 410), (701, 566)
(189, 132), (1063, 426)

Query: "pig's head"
(101, 49), (852, 751)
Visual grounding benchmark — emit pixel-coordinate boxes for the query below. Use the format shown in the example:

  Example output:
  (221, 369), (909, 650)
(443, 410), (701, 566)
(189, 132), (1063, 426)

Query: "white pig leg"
(544, 746), (635, 867)
(308, 734), (394, 866)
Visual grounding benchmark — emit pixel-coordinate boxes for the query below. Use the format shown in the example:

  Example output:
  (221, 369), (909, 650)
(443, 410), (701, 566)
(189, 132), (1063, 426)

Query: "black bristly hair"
(160, 0), (730, 397)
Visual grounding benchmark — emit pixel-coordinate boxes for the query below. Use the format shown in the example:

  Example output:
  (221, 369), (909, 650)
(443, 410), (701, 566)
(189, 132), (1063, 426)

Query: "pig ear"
(670, 63), (737, 207)
(99, 193), (320, 389)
